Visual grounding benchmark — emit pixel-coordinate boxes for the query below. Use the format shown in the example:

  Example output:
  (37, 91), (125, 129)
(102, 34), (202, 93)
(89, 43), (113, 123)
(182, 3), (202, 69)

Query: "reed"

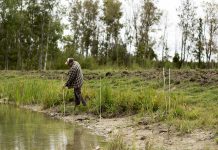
(0, 77), (71, 108)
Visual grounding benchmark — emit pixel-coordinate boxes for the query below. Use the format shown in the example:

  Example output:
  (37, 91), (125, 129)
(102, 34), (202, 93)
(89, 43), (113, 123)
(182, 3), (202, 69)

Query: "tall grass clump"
(87, 82), (115, 116)
(105, 134), (155, 150)
(105, 135), (129, 150)
(215, 138), (218, 145)
(87, 79), (183, 118)
(0, 77), (72, 108)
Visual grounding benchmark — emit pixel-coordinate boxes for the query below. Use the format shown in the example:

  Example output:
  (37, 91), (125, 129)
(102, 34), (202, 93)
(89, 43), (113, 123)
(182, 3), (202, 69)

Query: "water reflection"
(0, 105), (105, 150)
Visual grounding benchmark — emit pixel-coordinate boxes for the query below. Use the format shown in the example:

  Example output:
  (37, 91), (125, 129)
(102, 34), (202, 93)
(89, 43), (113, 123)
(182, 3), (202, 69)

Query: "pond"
(0, 104), (105, 150)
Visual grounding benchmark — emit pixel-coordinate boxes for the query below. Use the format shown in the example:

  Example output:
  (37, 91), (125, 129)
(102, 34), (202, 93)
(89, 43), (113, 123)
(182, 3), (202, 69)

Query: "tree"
(69, 0), (99, 58)
(136, 0), (161, 66)
(132, 0), (140, 51)
(203, 1), (218, 64)
(0, 0), (7, 69)
(160, 12), (170, 62)
(173, 52), (181, 68)
(194, 18), (204, 67)
(69, 0), (83, 54)
(0, 0), (63, 70)
(25, 0), (62, 70)
(177, 0), (197, 66)
(82, 0), (99, 57)
(0, 0), (21, 70)
(102, 0), (123, 65)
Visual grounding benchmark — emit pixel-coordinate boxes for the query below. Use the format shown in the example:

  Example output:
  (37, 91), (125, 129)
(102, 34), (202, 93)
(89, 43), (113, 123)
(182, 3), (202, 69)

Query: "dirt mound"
(2, 70), (218, 85)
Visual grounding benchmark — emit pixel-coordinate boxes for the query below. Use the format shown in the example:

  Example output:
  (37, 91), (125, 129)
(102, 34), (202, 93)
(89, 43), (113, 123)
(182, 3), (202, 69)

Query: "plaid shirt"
(65, 61), (83, 88)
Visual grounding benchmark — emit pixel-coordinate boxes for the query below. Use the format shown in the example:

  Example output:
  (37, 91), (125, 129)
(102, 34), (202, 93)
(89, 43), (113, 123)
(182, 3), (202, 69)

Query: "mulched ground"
(1, 69), (218, 85)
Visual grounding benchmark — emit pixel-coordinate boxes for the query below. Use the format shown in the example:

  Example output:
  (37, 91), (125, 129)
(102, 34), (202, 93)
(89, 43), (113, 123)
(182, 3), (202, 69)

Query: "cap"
(65, 58), (74, 65)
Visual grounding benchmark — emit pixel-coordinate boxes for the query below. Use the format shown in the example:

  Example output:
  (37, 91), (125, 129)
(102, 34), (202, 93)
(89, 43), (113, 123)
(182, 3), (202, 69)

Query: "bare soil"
(4, 69), (218, 85)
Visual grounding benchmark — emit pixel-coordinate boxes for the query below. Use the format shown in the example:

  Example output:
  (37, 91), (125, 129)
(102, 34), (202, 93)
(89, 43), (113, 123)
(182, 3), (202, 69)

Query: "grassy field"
(0, 70), (218, 135)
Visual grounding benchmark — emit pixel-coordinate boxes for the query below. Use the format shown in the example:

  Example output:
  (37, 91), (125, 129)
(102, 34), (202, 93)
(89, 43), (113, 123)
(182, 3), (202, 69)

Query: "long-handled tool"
(62, 75), (66, 117)
(100, 77), (102, 121)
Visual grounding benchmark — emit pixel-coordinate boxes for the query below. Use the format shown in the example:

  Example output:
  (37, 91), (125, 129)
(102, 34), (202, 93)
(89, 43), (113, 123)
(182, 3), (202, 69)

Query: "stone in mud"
(122, 71), (129, 74)
(200, 75), (208, 80)
(200, 80), (208, 85)
(122, 71), (129, 75)
(144, 125), (152, 130)
(50, 113), (58, 117)
(105, 72), (112, 77)
(138, 120), (149, 126)
(76, 115), (90, 121)
(140, 136), (146, 140)
(174, 80), (181, 85)
(106, 128), (112, 134)
(0, 98), (9, 104)
(95, 146), (101, 150)
(159, 129), (168, 133)
(190, 78), (196, 82)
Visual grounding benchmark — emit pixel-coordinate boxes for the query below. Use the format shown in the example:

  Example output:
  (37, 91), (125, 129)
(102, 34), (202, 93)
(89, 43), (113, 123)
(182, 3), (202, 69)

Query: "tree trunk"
(44, 19), (51, 71)
(44, 50), (48, 71)
(39, 16), (45, 70)
(116, 37), (118, 66)
(17, 32), (22, 70)
(208, 21), (213, 63)
(181, 33), (184, 62)
(17, 0), (23, 70)
(5, 32), (9, 70)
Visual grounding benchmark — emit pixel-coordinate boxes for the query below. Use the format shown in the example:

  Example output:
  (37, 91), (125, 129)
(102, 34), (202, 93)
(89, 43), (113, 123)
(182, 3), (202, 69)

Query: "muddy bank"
(0, 98), (217, 150)
(20, 104), (217, 150)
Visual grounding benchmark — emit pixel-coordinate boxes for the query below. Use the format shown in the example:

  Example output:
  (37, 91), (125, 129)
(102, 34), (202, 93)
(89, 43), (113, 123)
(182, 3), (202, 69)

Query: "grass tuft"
(105, 134), (129, 150)
(215, 138), (218, 145)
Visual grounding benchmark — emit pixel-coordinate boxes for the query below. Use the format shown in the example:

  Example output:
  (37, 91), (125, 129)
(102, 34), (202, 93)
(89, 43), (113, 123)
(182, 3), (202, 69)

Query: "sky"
(157, 0), (205, 58)
(60, 0), (218, 60)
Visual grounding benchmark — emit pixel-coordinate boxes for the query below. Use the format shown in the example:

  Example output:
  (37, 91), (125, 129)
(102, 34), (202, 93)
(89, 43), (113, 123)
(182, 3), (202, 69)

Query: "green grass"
(105, 135), (129, 150)
(215, 138), (218, 145)
(105, 134), (155, 150)
(0, 77), (66, 108)
(0, 70), (218, 134)
(169, 83), (218, 132)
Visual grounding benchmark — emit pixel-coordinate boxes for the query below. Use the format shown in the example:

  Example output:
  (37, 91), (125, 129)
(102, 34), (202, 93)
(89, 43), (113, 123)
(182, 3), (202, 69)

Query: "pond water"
(0, 104), (105, 150)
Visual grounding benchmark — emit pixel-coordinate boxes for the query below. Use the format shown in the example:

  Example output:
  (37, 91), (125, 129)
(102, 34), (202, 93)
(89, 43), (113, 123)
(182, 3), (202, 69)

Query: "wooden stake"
(163, 67), (167, 112)
(63, 89), (65, 117)
(163, 67), (165, 90)
(100, 77), (102, 121)
(168, 68), (171, 140)
(168, 68), (171, 112)
(62, 75), (65, 117)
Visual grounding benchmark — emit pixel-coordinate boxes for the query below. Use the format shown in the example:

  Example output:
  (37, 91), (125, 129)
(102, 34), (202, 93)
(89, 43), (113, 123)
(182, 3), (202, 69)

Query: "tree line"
(0, 0), (63, 70)
(0, 0), (218, 70)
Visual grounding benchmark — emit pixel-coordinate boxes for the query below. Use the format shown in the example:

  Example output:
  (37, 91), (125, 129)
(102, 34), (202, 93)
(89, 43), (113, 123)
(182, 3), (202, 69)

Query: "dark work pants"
(74, 87), (86, 106)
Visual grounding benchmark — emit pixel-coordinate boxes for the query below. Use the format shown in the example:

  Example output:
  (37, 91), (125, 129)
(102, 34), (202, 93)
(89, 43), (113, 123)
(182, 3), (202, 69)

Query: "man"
(64, 58), (86, 106)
